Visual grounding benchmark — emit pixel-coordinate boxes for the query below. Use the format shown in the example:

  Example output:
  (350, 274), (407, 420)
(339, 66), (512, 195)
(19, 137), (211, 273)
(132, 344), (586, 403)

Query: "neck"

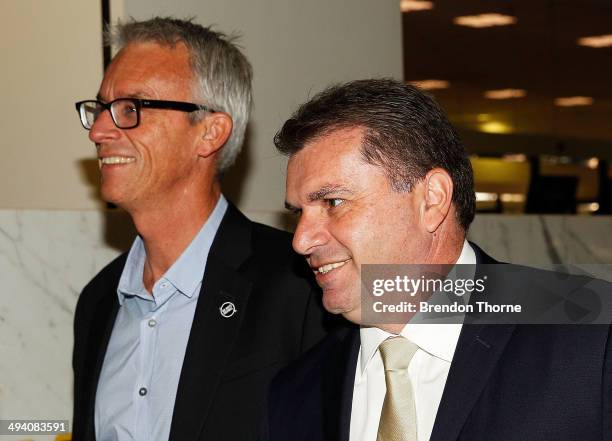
(376, 323), (408, 335)
(128, 181), (221, 292)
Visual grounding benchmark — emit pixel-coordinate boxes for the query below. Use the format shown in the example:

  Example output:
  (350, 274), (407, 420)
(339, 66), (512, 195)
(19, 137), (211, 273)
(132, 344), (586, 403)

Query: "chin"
(100, 191), (120, 205)
(100, 190), (128, 209)
(322, 289), (359, 317)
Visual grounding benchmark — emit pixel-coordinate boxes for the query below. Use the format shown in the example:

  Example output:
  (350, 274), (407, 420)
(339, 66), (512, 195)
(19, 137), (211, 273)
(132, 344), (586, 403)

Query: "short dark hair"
(274, 78), (476, 230)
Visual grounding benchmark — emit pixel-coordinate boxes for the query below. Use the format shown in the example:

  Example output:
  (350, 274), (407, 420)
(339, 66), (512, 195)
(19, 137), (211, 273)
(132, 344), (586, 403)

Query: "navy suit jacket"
(73, 203), (332, 441)
(263, 245), (612, 441)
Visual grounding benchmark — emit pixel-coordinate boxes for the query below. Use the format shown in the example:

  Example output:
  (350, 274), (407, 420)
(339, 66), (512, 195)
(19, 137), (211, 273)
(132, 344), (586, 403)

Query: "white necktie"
(376, 336), (419, 441)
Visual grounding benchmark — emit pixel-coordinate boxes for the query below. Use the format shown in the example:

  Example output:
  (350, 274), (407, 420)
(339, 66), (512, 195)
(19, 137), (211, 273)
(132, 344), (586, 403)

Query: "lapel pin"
(220, 301), (237, 318)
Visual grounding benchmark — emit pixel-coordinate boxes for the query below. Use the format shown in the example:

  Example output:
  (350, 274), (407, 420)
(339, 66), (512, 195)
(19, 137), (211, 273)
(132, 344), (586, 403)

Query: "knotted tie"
(376, 336), (419, 441)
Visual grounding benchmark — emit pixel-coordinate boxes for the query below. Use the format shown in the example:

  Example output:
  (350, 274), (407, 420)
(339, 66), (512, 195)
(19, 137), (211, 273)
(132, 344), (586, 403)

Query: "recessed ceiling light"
(479, 121), (512, 134)
(578, 34), (612, 48)
(500, 193), (525, 203)
(408, 79), (450, 90)
(475, 192), (499, 202)
(503, 154), (527, 163)
(586, 157), (599, 169)
(454, 13), (517, 28)
(400, 0), (434, 12)
(554, 96), (594, 107)
(577, 202), (600, 214)
(484, 89), (526, 99)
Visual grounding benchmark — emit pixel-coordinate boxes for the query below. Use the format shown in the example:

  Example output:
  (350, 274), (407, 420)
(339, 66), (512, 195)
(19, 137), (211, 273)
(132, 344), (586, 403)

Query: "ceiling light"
(578, 34), (612, 48)
(500, 193), (525, 203)
(408, 79), (450, 90)
(577, 202), (600, 214)
(479, 121), (512, 134)
(554, 96), (594, 107)
(503, 154), (527, 162)
(586, 157), (599, 169)
(476, 192), (499, 202)
(400, 0), (434, 12)
(484, 89), (526, 99)
(453, 13), (517, 28)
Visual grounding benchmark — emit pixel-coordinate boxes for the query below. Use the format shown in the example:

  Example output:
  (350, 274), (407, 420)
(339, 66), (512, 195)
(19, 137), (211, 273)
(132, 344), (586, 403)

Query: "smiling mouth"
(98, 156), (136, 167)
(313, 259), (351, 275)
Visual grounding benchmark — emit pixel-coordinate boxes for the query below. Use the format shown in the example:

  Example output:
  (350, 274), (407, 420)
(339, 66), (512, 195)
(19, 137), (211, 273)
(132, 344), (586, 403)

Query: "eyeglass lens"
(79, 99), (139, 129)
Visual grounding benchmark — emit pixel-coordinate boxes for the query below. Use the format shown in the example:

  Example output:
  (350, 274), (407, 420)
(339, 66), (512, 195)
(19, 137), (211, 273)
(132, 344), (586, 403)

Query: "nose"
(88, 109), (121, 144)
(292, 211), (329, 257)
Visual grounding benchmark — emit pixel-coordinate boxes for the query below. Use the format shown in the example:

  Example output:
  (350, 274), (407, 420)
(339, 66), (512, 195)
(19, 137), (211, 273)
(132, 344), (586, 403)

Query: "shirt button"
(148, 319), (157, 328)
(139, 387), (148, 396)
(161, 282), (168, 288)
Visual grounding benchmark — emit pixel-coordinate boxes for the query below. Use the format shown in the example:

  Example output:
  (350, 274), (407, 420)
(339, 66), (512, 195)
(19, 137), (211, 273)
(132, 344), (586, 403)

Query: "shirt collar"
(116, 195), (228, 304)
(358, 240), (475, 374)
(456, 239), (476, 266)
(359, 323), (463, 374)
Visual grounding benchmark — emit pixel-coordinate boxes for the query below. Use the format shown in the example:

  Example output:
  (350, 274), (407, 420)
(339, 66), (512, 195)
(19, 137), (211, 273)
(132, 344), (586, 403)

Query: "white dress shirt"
(349, 241), (476, 441)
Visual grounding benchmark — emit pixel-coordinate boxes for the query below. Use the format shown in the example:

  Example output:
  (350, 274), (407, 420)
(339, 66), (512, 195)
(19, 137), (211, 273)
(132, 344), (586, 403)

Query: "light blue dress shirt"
(95, 196), (228, 441)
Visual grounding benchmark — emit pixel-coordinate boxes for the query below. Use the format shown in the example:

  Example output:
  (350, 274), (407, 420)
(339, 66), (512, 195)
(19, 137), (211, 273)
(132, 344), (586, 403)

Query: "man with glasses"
(72, 17), (329, 441)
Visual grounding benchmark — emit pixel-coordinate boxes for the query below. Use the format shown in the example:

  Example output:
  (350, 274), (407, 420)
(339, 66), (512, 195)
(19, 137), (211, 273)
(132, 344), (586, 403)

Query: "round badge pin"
(220, 301), (237, 318)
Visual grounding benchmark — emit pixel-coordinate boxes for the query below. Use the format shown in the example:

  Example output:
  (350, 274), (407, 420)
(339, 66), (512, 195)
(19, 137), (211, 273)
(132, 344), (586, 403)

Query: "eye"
(114, 100), (137, 116)
(123, 103), (137, 115)
(327, 198), (344, 208)
(286, 206), (302, 217)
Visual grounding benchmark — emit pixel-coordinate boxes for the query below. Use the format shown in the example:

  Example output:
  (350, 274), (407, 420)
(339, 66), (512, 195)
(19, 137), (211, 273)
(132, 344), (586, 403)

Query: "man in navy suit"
(262, 79), (612, 441)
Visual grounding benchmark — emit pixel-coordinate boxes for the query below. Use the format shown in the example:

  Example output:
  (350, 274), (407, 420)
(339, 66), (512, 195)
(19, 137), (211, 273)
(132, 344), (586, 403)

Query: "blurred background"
(0, 1), (610, 440)
(402, 0), (612, 215)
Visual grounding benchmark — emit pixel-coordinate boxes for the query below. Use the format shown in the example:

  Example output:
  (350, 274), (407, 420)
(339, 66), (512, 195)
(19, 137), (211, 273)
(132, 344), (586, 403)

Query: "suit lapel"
(83, 266), (122, 441)
(430, 323), (515, 441)
(322, 327), (360, 441)
(430, 243), (515, 441)
(169, 204), (253, 441)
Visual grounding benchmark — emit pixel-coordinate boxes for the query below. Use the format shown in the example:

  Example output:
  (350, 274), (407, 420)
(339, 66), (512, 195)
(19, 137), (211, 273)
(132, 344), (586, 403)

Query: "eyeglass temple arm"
(140, 99), (216, 113)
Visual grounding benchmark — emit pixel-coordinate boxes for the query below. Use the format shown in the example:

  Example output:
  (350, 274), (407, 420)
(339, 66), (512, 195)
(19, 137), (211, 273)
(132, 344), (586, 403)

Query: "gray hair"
(106, 17), (253, 172)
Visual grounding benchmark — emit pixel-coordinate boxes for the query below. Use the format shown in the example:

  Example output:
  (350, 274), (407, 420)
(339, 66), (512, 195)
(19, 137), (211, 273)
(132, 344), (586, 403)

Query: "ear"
(195, 112), (233, 158)
(422, 168), (453, 233)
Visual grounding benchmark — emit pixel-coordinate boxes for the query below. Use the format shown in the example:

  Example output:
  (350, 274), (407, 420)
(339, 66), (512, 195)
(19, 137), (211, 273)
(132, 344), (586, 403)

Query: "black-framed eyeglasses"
(74, 98), (216, 130)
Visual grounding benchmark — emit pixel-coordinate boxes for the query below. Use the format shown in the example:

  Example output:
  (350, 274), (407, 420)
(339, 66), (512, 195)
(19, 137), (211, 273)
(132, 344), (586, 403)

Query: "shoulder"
(217, 205), (334, 344)
(250, 221), (295, 259)
(218, 203), (303, 270)
(234, 214), (313, 287)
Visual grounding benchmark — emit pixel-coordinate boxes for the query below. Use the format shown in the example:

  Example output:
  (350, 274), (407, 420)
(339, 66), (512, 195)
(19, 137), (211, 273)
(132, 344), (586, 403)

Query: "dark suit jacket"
(73, 203), (331, 441)
(263, 245), (612, 441)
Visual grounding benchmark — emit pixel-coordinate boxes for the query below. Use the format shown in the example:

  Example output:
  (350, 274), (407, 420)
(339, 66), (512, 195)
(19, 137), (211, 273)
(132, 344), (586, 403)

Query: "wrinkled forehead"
(110, 40), (191, 67)
(100, 41), (194, 98)
(286, 127), (374, 194)
(292, 125), (365, 160)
